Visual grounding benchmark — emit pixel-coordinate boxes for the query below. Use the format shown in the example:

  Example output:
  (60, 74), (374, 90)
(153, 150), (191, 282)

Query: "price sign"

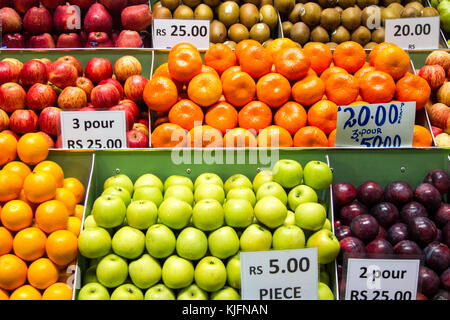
(152, 19), (210, 50)
(385, 16), (440, 50)
(60, 111), (127, 150)
(240, 248), (318, 300)
(335, 102), (415, 148)
(344, 258), (420, 300)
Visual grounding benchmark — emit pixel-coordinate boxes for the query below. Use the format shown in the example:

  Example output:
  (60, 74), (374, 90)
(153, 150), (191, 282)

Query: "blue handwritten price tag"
(335, 102), (416, 148)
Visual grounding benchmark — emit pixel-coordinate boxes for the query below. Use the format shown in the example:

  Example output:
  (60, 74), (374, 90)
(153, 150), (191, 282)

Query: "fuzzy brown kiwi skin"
(290, 22), (311, 46)
(320, 8), (341, 32)
(210, 20), (228, 43)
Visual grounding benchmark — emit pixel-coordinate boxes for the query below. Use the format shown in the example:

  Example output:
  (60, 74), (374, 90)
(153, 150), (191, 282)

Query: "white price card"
(385, 16), (440, 50)
(60, 111), (127, 150)
(344, 258), (420, 300)
(152, 19), (210, 50)
(240, 248), (318, 300)
(335, 102), (416, 148)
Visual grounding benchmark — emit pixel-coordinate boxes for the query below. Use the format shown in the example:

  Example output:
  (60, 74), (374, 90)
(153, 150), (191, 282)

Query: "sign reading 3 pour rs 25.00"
(152, 19), (210, 50)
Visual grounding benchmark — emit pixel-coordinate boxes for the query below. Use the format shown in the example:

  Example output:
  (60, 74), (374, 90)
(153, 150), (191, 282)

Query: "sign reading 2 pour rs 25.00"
(152, 19), (210, 50)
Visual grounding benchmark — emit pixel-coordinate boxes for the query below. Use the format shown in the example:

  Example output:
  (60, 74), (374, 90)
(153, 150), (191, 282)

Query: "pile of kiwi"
(152, 0), (281, 48)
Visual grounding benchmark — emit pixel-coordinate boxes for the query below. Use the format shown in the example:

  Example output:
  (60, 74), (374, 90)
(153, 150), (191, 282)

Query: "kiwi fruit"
(331, 25), (351, 43)
(400, 6), (420, 18)
(260, 0), (274, 6)
(203, 0), (221, 6)
(387, 3), (403, 16)
(289, 3), (304, 23)
(361, 5), (381, 30)
(422, 7), (439, 17)
(320, 8), (341, 32)
(245, 0), (261, 5)
(250, 22), (271, 42)
(338, 0), (356, 9)
(182, 0), (202, 8)
(161, 0), (179, 11)
(152, 1), (162, 11)
(290, 22), (311, 45)
(173, 5), (195, 19)
(194, 4), (214, 20)
(218, 1), (240, 27)
(301, 2), (322, 27)
(335, 6), (343, 15)
(382, 0), (401, 6)
(282, 21), (293, 37)
(228, 23), (250, 42)
(275, 0), (295, 15)
(364, 41), (378, 49)
(404, 1), (424, 13)
(371, 27), (385, 43)
(318, 0), (338, 8)
(381, 7), (400, 25)
(153, 6), (172, 19)
(341, 7), (362, 31)
(357, 0), (379, 9)
(210, 20), (228, 43)
(223, 40), (237, 49)
(260, 5), (279, 30)
(326, 42), (338, 49)
(240, 3), (260, 29)
(311, 26), (330, 42)
(351, 25), (371, 45)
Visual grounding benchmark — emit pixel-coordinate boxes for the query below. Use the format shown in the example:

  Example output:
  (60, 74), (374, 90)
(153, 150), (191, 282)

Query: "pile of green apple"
(76, 159), (340, 300)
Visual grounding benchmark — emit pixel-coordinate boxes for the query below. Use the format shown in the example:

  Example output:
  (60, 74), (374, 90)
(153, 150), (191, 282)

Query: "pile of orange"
(144, 39), (433, 148)
(0, 132), (85, 300)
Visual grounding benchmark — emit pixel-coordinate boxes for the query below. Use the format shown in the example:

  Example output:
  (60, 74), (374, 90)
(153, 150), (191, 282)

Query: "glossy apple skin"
(333, 182), (357, 207)
(85, 58), (113, 84)
(127, 129), (149, 148)
(84, 3), (113, 34)
(119, 99), (140, 123)
(57, 86), (87, 110)
(121, 4), (153, 32)
(370, 202), (399, 229)
(0, 109), (9, 131)
(356, 180), (384, 207)
(393, 240), (422, 256)
(99, 78), (124, 100)
(409, 216), (438, 247)
(19, 59), (48, 86)
(23, 6), (53, 35)
(350, 214), (379, 243)
(57, 56), (83, 77)
(38, 106), (61, 136)
(335, 225), (352, 241)
(400, 201), (428, 225)
(91, 84), (121, 109)
(424, 169), (449, 195)
(384, 181), (413, 208)
(86, 31), (113, 48)
(423, 241), (450, 272)
(414, 183), (442, 213)
(76, 76), (94, 98)
(0, 60), (20, 84)
(26, 83), (56, 110)
(9, 109), (38, 134)
(338, 236), (366, 262)
(56, 33), (82, 48)
(109, 104), (134, 131)
(123, 75), (148, 103)
(2, 33), (25, 48)
(29, 33), (56, 48)
(386, 223), (409, 245)
(0, 82), (27, 112)
(435, 204), (450, 229)
(47, 61), (78, 89)
(53, 3), (81, 34)
(339, 202), (368, 226)
(418, 266), (440, 298)
(0, 7), (22, 33)
(115, 30), (143, 48)
(366, 238), (394, 256)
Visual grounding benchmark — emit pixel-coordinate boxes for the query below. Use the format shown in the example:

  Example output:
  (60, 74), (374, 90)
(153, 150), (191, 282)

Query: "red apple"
(26, 83), (57, 110)
(127, 129), (149, 148)
(9, 109), (38, 134)
(121, 4), (152, 32)
(23, 6), (53, 35)
(124, 75), (148, 103)
(437, 82), (450, 106)
(133, 122), (149, 137)
(0, 0), (13, 7)
(83, 2), (113, 34)
(57, 55), (83, 77)
(69, 0), (95, 10)
(55, 135), (62, 148)
(0, 60), (20, 84)
(2, 33), (25, 48)
(86, 31), (113, 48)
(418, 65), (446, 90)
(109, 104), (135, 130)
(56, 33), (82, 48)
(79, 106), (96, 112)
(431, 126), (443, 137)
(39, 0), (64, 10)
(115, 30), (143, 48)
(2, 130), (19, 140)
(2, 58), (23, 73)
(38, 106), (61, 136)
(47, 61), (78, 89)
(426, 103), (450, 130)
(0, 7), (22, 33)
(91, 84), (121, 109)
(37, 131), (55, 148)
(85, 58), (113, 84)
(426, 51), (450, 73)
(114, 56), (142, 83)
(13, 0), (39, 14)
(138, 118), (149, 127)
(98, 0), (127, 14)
(19, 59), (48, 87)
(53, 3), (81, 33)
(57, 86), (87, 110)
(29, 33), (56, 48)
(119, 99), (140, 122)
(99, 78), (123, 100)
(76, 76), (94, 98)
(0, 109), (9, 131)
(0, 82), (26, 113)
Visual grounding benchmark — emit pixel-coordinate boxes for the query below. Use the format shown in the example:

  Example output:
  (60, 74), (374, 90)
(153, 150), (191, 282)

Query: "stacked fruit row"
(0, 131), (86, 300)
(76, 159), (339, 300)
(0, 54), (150, 148)
(0, 1), (152, 48)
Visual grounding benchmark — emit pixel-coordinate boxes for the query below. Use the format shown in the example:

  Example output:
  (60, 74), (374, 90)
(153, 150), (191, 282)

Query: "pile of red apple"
(0, 54), (151, 148)
(332, 169), (450, 300)
(0, 0), (152, 48)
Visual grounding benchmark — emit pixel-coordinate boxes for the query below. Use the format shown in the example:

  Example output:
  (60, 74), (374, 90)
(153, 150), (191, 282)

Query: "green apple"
(132, 186), (163, 207)
(226, 187), (256, 206)
(104, 174), (134, 196)
(177, 284), (209, 300)
(176, 227), (208, 260)
(254, 196), (287, 229)
(208, 226), (240, 259)
(145, 224), (176, 258)
(126, 200), (158, 230)
(256, 181), (287, 205)
(194, 173), (223, 189)
(303, 160), (333, 190)
(318, 282), (335, 300)
(318, 197), (328, 212)
(211, 286), (241, 300)
(322, 218), (332, 231)
(129, 253), (162, 289)
(111, 284), (144, 300)
(272, 159), (303, 188)
(112, 226), (146, 259)
(96, 253), (128, 288)
(102, 186), (131, 207)
(272, 225), (305, 250)
(295, 202), (327, 231)
(192, 199), (224, 231)
(194, 256), (227, 292)
(224, 174), (253, 194)
(164, 175), (194, 192)
(164, 185), (194, 205)
(287, 185), (318, 211)
(92, 195), (126, 228)
(78, 227), (112, 259)
(194, 183), (225, 204)
(223, 198), (254, 228)
(284, 210), (296, 226)
(158, 197), (192, 229)
(77, 283), (110, 300)
(144, 284), (176, 300)
(83, 215), (98, 229)
(320, 269), (331, 286)
(134, 173), (164, 192)
(226, 253), (241, 289)
(161, 255), (194, 289)
(83, 265), (98, 284)
(240, 224), (272, 252)
(252, 170), (273, 193)
(306, 229), (340, 264)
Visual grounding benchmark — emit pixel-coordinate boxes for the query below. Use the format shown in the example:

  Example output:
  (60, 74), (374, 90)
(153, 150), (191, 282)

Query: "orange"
(328, 129), (336, 147)
(303, 42), (333, 75)
(325, 72), (360, 105)
(275, 47), (311, 81)
(412, 125), (433, 147)
(395, 74), (431, 110)
(368, 42), (395, 66)
(2, 161), (31, 181)
(187, 73), (223, 107)
(16, 132), (49, 166)
(220, 65), (242, 82)
(0, 170), (23, 202)
(151, 123), (188, 148)
(0, 254), (27, 291)
(204, 102), (238, 134)
(257, 125), (293, 147)
(13, 227), (47, 261)
(168, 99), (204, 131)
(73, 204), (84, 220)
(291, 75), (325, 107)
(35, 200), (69, 234)
(171, 42), (197, 52)
(265, 38), (298, 61)
(0, 288), (9, 300)
(67, 216), (81, 236)
(222, 71), (256, 107)
(53, 187), (77, 214)
(46, 230), (78, 266)
(307, 100), (338, 135)
(238, 101), (273, 131)
(359, 70), (396, 104)
(33, 160), (65, 188)
(143, 76), (179, 112)
(235, 39), (262, 63)
(293, 126), (329, 147)
(319, 66), (348, 84)
(201, 65), (219, 77)
(27, 257), (59, 290)
(0, 132), (17, 166)
(274, 101), (307, 135)
(223, 128), (258, 148)
(332, 41), (367, 74)
(239, 44), (273, 79)
(256, 73), (291, 108)
(188, 125), (223, 148)
(0, 226), (13, 255)
(63, 177), (85, 204)
(152, 62), (183, 92)
(204, 43), (237, 75)
(168, 47), (203, 82)
(373, 44), (410, 80)
(42, 282), (73, 300)
(9, 285), (42, 300)
(1, 200), (33, 232)
(23, 171), (57, 204)
(354, 65), (376, 81)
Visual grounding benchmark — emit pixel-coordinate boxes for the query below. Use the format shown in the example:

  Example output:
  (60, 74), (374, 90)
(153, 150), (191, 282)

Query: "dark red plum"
(414, 183), (442, 213)
(366, 238), (394, 256)
(376, 225), (387, 240)
(400, 201), (428, 225)
(370, 202), (399, 228)
(339, 202), (369, 226)
(435, 229), (442, 243)
(393, 240), (422, 256)
(444, 222), (450, 247)
(423, 242), (450, 272)
(384, 181), (413, 208)
(333, 182), (357, 207)
(339, 236), (366, 262)
(335, 225), (352, 241)
(435, 203), (450, 229)
(334, 220), (343, 229)
(356, 180), (384, 207)
(408, 216), (438, 247)
(432, 289), (450, 300)
(350, 214), (379, 243)
(424, 169), (450, 195)
(387, 223), (409, 245)
(418, 266), (440, 297)
(441, 268), (450, 291)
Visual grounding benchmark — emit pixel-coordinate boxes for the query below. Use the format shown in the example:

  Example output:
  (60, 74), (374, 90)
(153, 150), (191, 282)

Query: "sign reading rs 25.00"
(152, 19), (210, 50)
